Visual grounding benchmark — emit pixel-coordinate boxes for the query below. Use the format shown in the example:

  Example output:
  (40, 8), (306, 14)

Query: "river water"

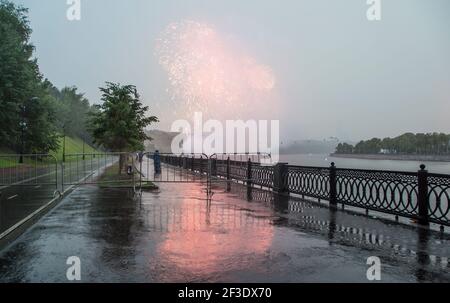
(280, 154), (450, 174)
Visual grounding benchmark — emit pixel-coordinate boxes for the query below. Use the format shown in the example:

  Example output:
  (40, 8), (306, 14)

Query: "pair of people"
(130, 151), (161, 175)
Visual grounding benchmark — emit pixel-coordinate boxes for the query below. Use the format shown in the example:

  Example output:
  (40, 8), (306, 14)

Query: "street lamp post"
(82, 135), (85, 160)
(19, 97), (38, 164)
(63, 127), (66, 163)
(19, 104), (26, 164)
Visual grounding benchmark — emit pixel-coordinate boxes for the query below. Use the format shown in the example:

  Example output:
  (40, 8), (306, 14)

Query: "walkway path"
(0, 181), (449, 282)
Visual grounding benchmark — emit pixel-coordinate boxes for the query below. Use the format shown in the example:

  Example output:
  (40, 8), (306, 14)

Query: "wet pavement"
(0, 180), (449, 282)
(0, 159), (112, 234)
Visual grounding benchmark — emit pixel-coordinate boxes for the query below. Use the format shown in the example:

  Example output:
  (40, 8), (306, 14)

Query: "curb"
(0, 173), (94, 252)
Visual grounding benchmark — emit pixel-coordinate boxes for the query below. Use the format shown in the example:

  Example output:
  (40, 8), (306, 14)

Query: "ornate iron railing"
(427, 173), (450, 226)
(283, 164), (449, 227)
(286, 166), (330, 200)
(335, 169), (419, 218)
(251, 164), (274, 188)
(145, 154), (450, 227)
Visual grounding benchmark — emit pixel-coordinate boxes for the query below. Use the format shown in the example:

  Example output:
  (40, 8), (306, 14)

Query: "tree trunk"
(118, 154), (125, 175)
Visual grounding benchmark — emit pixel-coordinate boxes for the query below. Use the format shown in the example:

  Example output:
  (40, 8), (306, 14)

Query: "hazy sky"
(13, 0), (450, 142)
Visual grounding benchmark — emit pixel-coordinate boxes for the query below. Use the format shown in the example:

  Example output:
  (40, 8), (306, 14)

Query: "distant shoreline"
(330, 153), (450, 162)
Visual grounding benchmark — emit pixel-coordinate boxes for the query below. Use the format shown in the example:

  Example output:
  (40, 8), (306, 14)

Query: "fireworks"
(155, 20), (276, 120)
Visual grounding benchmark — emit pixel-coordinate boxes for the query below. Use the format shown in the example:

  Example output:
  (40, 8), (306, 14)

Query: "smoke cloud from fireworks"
(155, 20), (277, 121)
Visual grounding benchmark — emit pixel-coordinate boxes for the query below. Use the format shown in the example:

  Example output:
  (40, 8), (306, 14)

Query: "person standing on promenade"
(154, 150), (161, 175)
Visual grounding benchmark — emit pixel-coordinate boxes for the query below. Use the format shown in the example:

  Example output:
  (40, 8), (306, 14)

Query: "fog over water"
(13, 0), (450, 142)
(280, 154), (450, 174)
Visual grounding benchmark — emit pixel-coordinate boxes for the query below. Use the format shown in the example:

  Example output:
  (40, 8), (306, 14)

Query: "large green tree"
(21, 81), (60, 153)
(53, 85), (95, 158)
(89, 82), (158, 173)
(56, 87), (91, 137)
(0, 1), (59, 153)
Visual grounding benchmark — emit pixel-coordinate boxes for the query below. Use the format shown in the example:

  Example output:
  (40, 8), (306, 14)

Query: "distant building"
(144, 130), (181, 153)
(380, 148), (397, 155)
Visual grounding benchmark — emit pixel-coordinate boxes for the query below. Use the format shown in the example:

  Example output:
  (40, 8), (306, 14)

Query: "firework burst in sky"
(155, 20), (276, 120)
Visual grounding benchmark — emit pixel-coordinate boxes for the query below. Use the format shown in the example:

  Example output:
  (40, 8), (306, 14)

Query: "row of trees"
(335, 133), (450, 155)
(1, 1), (158, 161)
(0, 1), (94, 154)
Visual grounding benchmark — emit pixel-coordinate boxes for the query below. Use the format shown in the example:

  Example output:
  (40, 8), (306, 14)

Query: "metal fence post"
(183, 156), (187, 169)
(329, 162), (337, 209)
(132, 155), (135, 193)
(212, 158), (217, 177)
(226, 157), (231, 192)
(139, 155), (143, 192)
(246, 158), (253, 201)
(418, 164), (430, 226)
(273, 162), (289, 195)
(61, 162), (65, 193)
(247, 158), (252, 188)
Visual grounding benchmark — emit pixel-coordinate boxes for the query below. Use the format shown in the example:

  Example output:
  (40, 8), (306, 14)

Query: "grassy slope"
(98, 163), (158, 190)
(0, 147), (16, 168)
(0, 136), (100, 168)
(51, 136), (99, 161)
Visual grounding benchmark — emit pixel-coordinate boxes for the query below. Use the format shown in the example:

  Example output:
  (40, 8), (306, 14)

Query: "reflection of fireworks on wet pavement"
(155, 20), (276, 119)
